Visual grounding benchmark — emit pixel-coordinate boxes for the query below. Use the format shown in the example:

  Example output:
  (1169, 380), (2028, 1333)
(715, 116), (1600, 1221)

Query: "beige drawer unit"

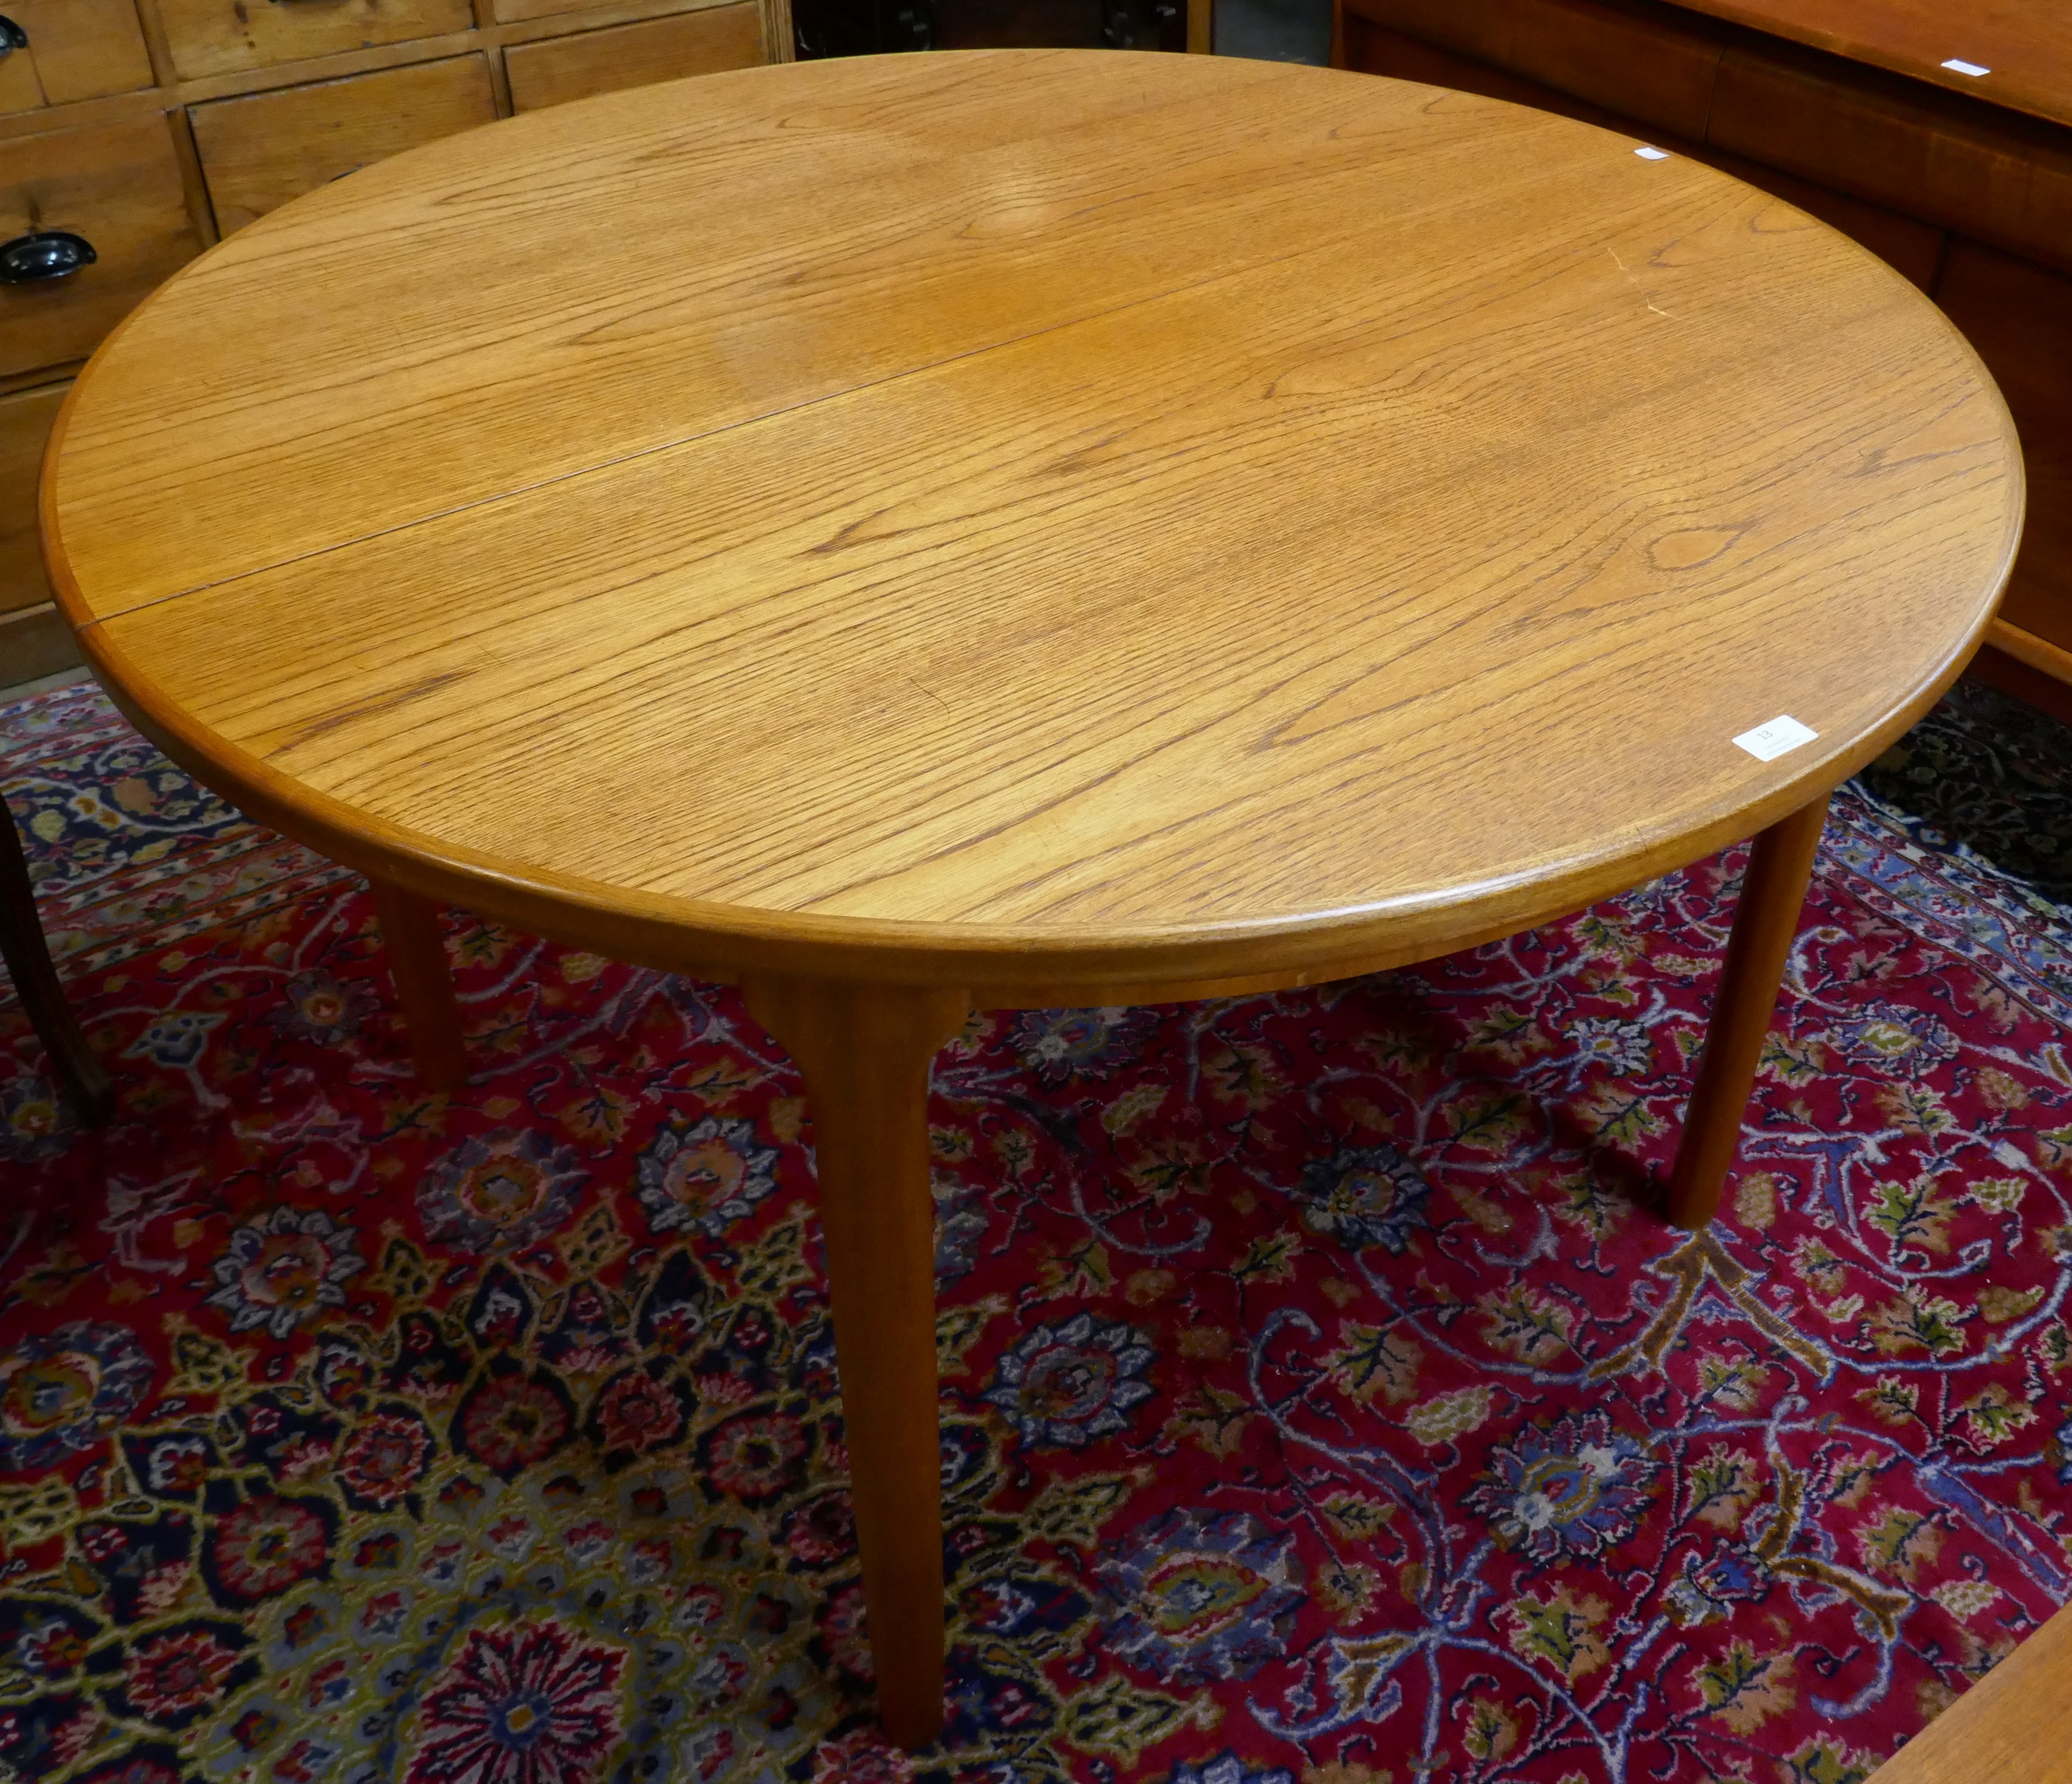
(190, 55), (497, 234)
(0, 0), (154, 116)
(156, 0), (475, 82)
(504, 4), (763, 110)
(0, 117), (203, 379)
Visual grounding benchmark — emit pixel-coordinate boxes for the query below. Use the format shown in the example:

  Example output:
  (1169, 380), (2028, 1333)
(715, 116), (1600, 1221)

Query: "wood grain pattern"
(43, 53), (2024, 997)
(188, 54), (497, 234)
(54, 53), (1504, 602)
(1664, 0), (2072, 135)
(502, 3), (759, 111)
(0, 115), (201, 380)
(0, 380), (63, 618)
(155, 0), (474, 83)
(1871, 1594), (2072, 1784)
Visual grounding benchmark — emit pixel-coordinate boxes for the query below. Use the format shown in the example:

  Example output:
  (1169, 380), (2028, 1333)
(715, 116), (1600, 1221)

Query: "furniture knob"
(0, 231), (95, 283)
(0, 18), (27, 54)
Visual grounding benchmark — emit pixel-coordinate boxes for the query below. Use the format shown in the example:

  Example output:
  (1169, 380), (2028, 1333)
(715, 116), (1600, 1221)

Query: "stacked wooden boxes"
(0, 0), (791, 683)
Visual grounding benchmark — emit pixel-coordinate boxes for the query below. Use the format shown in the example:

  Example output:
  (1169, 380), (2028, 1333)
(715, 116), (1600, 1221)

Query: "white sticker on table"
(1634, 146), (1670, 160)
(1733, 715), (1819, 762)
(1941, 58), (1990, 77)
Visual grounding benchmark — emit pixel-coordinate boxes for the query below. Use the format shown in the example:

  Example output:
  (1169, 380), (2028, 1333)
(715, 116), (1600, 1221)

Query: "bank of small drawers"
(0, 0), (781, 671)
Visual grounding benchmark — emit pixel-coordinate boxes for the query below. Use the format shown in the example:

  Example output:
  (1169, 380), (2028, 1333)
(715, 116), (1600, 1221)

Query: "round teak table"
(44, 49), (2021, 1746)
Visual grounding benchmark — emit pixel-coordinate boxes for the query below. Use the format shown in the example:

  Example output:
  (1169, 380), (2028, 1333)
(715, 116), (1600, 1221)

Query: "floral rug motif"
(5, 677), (2072, 1784)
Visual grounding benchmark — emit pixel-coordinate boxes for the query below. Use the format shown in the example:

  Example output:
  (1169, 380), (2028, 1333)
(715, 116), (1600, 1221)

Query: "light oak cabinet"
(0, 0), (793, 685)
(504, 5), (763, 109)
(0, 117), (201, 375)
(156, 0), (476, 81)
(189, 55), (499, 232)
(0, 0), (155, 114)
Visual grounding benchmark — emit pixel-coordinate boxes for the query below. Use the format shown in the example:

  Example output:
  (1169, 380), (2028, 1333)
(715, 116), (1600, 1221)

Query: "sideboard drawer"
(503, 5), (763, 111)
(0, 379), (61, 619)
(0, 119), (202, 380)
(156, 0), (474, 82)
(191, 55), (497, 235)
(1342, 0), (1719, 139)
(1711, 43), (2072, 279)
(1339, 13), (1946, 291)
(0, 0), (154, 117)
(1935, 241), (2072, 653)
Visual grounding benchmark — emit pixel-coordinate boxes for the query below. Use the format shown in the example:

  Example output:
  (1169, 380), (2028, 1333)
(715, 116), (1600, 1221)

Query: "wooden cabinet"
(0, 381), (63, 623)
(190, 55), (498, 233)
(504, 4), (764, 108)
(1347, 0), (1721, 136)
(0, 0), (795, 688)
(155, 0), (475, 82)
(1935, 242), (2072, 649)
(0, 117), (203, 379)
(0, 0), (155, 115)
(1710, 41), (2072, 279)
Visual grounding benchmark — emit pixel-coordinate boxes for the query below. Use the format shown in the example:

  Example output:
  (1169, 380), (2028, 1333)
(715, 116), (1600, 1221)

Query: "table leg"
(368, 878), (468, 1093)
(741, 976), (968, 1750)
(1664, 793), (1829, 1229)
(2, 805), (113, 1125)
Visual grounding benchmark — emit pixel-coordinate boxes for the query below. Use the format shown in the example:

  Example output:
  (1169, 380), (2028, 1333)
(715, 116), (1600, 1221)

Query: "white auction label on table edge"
(1733, 715), (1819, 762)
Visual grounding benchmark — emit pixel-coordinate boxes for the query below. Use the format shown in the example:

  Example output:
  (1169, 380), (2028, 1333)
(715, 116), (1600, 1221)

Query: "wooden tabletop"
(1669, 0), (2072, 132)
(44, 50), (2023, 994)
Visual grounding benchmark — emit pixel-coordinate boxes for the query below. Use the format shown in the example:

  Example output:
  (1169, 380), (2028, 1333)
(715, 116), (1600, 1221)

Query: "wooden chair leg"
(742, 975), (967, 1750)
(1664, 793), (1830, 1229)
(1, 804), (113, 1125)
(368, 877), (469, 1094)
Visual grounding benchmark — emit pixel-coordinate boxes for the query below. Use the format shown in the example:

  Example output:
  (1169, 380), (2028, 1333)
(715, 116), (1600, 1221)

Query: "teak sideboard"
(1333, 0), (2072, 709)
(0, 0), (793, 684)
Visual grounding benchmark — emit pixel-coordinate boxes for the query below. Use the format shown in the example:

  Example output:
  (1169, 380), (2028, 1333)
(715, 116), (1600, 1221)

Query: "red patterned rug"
(6, 675), (2072, 1784)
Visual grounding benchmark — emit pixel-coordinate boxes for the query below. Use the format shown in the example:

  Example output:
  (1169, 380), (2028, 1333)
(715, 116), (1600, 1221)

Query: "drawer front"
(192, 56), (498, 236)
(504, 4), (763, 111)
(0, 379), (63, 619)
(1711, 44), (2072, 279)
(0, 119), (204, 381)
(156, 0), (474, 83)
(1935, 241), (2072, 651)
(1342, 0), (1719, 139)
(0, 0), (155, 117)
(1339, 16), (1946, 291)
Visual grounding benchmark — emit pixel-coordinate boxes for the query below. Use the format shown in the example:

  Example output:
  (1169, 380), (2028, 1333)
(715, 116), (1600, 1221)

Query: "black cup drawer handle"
(0, 18), (27, 53)
(0, 231), (95, 283)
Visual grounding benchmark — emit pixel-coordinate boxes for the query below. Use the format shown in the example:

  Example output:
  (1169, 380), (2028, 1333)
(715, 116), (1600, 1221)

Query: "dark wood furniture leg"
(1665, 794), (1830, 1228)
(1, 805), (114, 1125)
(368, 877), (469, 1094)
(741, 976), (969, 1750)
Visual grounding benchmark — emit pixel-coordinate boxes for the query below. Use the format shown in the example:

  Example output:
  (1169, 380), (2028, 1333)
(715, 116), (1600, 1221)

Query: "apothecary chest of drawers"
(0, 0), (790, 681)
